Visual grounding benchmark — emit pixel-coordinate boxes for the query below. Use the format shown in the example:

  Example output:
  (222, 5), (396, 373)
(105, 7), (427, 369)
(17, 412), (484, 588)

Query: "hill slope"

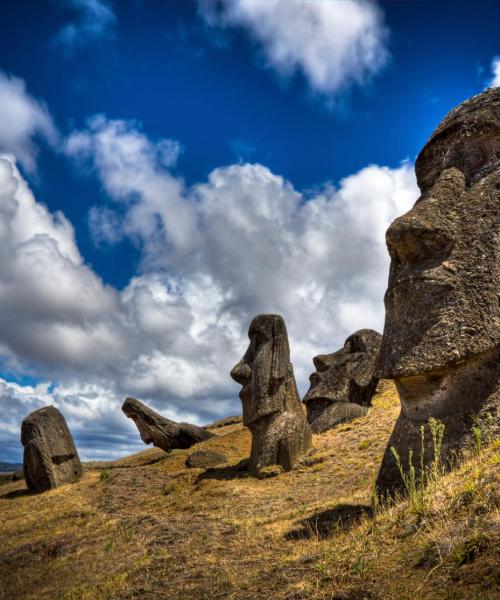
(0, 383), (498, 600)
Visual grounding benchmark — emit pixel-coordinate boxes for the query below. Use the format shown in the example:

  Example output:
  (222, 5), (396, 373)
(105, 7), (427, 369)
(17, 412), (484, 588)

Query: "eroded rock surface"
(122, 397), (214, 453)
(21, 406), (82, 493)
(303, 329), (382, 433)
(376, 88), (500, 496)
(230, 314), (311, 476)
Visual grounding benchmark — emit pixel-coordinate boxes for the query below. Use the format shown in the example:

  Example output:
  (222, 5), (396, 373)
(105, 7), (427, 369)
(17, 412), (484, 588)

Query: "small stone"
(185, 449), (228, 469)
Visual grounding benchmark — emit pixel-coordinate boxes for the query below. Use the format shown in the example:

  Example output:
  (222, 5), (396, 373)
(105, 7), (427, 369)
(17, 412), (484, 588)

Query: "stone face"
(303, 329), (382, 433)
(376, 88), (500, 496)
(21, 406), (82, 493)
(185, 449), (228, 469)
(122, 397), (214, 453)
(230, 314), (311, 476)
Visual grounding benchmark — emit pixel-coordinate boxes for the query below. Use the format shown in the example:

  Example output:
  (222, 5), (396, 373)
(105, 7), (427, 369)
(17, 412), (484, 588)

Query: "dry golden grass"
(1, 382), (498, 600)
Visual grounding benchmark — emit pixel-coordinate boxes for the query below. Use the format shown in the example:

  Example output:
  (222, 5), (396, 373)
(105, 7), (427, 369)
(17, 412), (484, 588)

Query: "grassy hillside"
(0, 383), (498, 600)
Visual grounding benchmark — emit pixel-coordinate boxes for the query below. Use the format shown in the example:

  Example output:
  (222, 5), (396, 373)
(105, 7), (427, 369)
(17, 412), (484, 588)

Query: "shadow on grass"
(0, 487), (32, 500)
(197, 458), (250, 482)
(285, 504), (373, 540)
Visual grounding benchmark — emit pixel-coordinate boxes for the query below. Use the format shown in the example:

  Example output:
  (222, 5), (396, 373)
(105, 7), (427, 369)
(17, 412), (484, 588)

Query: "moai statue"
(122, 397), (214, 452)
(21, 406), (82, 493)
(376, 88), (500, 496)
(303, 329), (382, 433)
(230, 314), (312, 476)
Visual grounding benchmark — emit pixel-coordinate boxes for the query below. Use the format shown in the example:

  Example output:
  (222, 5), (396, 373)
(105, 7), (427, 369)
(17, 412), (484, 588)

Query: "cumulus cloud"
(0, 72), (57, 172)
(199, 0), (388, 99)
(487, 56), (500, 88)
(0, 115), (418, 463)
(54, 0), (116, 51)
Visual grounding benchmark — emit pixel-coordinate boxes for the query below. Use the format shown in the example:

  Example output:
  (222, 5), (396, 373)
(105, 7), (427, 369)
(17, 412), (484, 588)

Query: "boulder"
(21, 406), (82, 493)
(122, 397), (214, 453)
(185, 449), (228, 468)
(303, 329), (382, 433)
(230, 314), (311, 476)
(375, 88), (500, 496)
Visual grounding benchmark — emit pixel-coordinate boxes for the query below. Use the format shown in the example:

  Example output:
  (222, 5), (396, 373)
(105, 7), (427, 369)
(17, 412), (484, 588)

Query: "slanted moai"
(21, 406), (82, 493)
(303, 329), (382, 433)
(231, 314), (312, 476)
(122, 397), (214, 453)
(376, 88), (500, 496)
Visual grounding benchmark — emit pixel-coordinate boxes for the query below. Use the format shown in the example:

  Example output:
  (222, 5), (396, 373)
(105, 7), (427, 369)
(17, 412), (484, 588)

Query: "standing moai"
(21, 406), (82, 493)
(230, 314), (311, 476)
(303, 329), (382, 433)
(375, 88), (500, 496)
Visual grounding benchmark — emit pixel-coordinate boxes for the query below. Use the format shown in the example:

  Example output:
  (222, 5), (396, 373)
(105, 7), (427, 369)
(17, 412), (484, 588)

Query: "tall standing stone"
(21, 406), (82, 493)
(376, 88), (500, 496)
(303, 329), (382, 433)
(230, 314), (311, 476)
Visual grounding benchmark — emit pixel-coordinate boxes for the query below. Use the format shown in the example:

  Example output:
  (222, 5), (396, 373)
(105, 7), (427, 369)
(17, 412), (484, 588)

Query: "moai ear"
(271, 318), (290, 385)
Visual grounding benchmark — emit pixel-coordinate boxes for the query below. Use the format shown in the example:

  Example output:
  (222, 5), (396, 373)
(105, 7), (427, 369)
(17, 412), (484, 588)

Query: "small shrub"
(99, 468), (110, 482)
(390, 417), (446, 514)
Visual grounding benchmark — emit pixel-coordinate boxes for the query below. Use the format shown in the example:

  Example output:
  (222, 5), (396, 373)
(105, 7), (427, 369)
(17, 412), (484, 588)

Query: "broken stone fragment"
(122, 397), (214, 453)
(21, 406), (82, 493)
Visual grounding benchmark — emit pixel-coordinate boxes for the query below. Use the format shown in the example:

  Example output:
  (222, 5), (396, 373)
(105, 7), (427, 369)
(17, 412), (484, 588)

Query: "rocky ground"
(0, 382), (498, 600)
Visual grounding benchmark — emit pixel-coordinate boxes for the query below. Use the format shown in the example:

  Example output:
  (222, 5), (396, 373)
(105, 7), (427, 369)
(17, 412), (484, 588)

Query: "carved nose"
(386, 214), (452, 266)
(313, 355), (329, 372)
(230, 360), (252, 385)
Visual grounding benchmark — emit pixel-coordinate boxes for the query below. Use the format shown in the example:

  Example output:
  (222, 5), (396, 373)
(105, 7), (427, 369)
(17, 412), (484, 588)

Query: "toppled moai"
(21, 406), (82, 493)
(303, 329), (382, 433)
(230, 314), (311, 476)
(376, 88), (500, 497)
(122, 397), (214, 453)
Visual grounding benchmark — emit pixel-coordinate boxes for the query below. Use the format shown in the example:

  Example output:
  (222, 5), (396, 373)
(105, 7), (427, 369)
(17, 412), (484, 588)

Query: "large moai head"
(378, 88), (500, 377)
(376, 88), (500, 496)
(230, 314), (311, 475)
(231, 314), (292, 427)
(303, 329), (382, 433)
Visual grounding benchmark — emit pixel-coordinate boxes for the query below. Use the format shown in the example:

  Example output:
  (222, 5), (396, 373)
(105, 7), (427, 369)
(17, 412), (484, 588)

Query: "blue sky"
(0, 0), (498, 462)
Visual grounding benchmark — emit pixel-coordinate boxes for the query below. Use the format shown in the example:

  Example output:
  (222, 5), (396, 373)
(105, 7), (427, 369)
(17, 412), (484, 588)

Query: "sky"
(0, 0), (498, 463)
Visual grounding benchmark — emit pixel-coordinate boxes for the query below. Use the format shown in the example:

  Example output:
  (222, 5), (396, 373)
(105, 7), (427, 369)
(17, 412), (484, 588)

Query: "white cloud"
(55, 0), (116, 51)
(487, 56), (500, 88)
(0, 72), (57, 172)
(199, 0), (388, 99)
(0, 116), (418, 463)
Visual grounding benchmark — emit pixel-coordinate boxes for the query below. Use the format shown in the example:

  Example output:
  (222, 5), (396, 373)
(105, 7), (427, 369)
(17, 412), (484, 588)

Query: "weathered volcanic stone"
(21, 406), (82, 493)
(230, 314), (311, 476)
(122, 397), (214, 453)
(185, 449), (228, 468)
(303, 329), (382, 433)
(376, 88), (500, 496)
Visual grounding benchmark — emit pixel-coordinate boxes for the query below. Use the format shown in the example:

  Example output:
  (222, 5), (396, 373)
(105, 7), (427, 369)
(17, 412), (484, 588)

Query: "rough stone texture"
(21, 406), (82, 493)
(230, 314), (311, 476)
(122, 397), (214, 453)
(376, 88), (500, 496)
(185, 449), (228, 469)
(303, 329), (382, 433)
